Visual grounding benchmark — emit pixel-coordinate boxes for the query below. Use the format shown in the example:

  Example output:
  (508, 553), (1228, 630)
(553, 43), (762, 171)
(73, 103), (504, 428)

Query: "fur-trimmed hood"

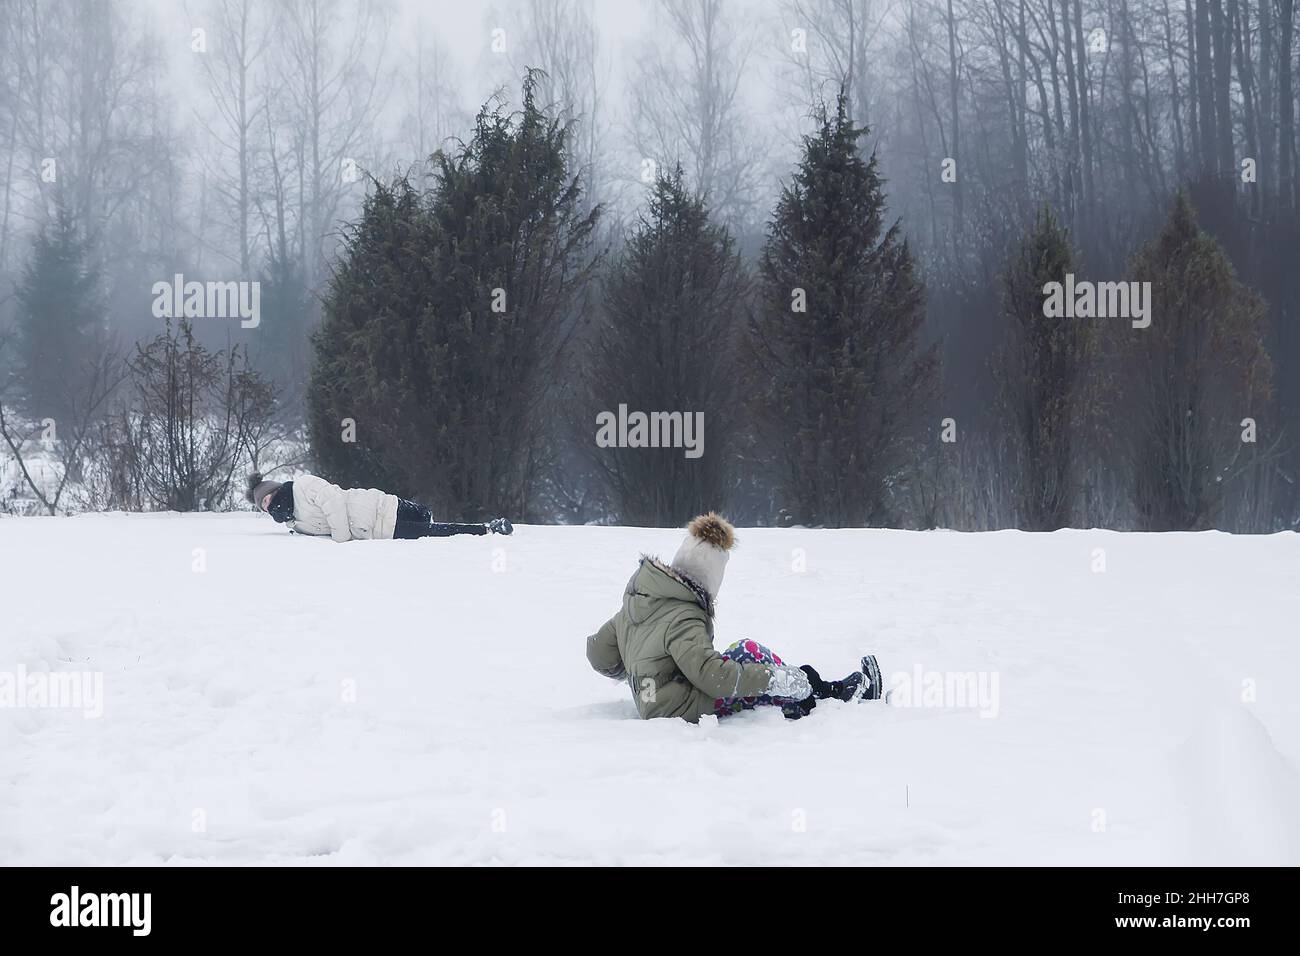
(625, 555), (716, 622)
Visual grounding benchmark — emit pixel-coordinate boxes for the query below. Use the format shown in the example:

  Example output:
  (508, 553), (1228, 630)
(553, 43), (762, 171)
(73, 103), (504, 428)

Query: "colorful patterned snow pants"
(713, 639), (798, 716)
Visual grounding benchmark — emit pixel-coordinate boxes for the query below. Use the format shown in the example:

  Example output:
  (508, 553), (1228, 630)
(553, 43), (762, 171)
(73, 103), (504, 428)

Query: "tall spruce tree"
(747, 92), (936, 527)
(254, 251), (312, 413)
(583, 167), (746, 525)
(14, 207), (102, 423)
(993, 206), (1093, 530)
(1123, 193), (1273, 530)
(308, 72), (600, 518)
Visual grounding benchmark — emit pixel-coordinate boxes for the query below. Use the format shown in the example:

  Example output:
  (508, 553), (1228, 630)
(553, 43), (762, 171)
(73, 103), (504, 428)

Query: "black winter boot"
(799, 665), (863, 702)
(799, 665), (832, 698)
(860, 655), (883, 701)
(800, 663), (876, 701)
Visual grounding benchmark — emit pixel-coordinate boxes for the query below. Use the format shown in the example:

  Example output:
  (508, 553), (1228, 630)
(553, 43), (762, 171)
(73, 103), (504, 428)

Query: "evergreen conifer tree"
(308, 72), (600, 517)
(1124, 192), (1273, 530)
(584, 166), (746, 524)
(993, 206), (1093, 530)
(747, 92), (936, 527)
(14, 207), (101, 423)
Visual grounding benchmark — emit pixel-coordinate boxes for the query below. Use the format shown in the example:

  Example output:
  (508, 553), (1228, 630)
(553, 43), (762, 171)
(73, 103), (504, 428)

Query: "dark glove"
(781, 695), (817, 720)
(800, 664), (833, 699)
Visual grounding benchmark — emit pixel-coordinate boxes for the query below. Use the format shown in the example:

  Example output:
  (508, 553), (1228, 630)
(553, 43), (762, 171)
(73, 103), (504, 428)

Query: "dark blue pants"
(393, 499), (487, 539)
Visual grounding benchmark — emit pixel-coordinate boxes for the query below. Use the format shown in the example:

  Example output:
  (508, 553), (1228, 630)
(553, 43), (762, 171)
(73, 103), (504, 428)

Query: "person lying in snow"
(585, 512), (881, 721)
(246, 473), (513, 541)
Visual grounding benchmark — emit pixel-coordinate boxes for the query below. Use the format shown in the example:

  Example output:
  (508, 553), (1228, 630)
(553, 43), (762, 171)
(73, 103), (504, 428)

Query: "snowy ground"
(2, 513), (1298, 866)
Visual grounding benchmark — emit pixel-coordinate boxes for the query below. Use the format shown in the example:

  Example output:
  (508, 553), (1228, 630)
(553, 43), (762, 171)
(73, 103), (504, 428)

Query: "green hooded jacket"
(585, 557), (774, 722)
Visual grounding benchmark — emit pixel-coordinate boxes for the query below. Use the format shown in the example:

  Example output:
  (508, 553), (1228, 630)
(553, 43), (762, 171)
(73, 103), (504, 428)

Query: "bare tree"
(0, 3), (20, 278)
(7, 0), (172, 244)
(190, 0), (271, 275)
(776, 0), (893, 130)
(122, 320), (275, 512)
(506, 0), (611, 215)
(273, 0), (391, 289)
(1280, 0), (1295, 210)
(399, 21), (466, 166)
(629, 0), (765, 230)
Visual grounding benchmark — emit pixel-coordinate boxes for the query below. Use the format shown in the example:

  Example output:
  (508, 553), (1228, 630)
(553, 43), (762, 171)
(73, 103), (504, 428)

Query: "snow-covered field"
(2, 513), (1297, 866)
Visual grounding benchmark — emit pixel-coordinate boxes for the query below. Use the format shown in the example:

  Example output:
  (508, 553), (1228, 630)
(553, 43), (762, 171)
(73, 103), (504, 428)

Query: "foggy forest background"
(0, 0), (1296, 532)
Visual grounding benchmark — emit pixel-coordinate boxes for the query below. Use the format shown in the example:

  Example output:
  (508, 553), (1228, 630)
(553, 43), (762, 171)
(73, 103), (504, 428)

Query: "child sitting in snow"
(585, 512), (881, 721)
(247, 473), (513, 541)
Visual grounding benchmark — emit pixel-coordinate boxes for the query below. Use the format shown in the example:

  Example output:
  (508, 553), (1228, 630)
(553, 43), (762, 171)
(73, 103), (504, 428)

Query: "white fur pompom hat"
(670, 512), (737, 599)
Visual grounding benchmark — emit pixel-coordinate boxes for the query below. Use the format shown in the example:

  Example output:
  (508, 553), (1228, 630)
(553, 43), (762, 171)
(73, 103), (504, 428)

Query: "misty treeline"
(0, 0), (1296, 530)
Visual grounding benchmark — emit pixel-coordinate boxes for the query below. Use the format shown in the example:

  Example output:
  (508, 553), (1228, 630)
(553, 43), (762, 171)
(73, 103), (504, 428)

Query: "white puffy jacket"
(290, 474), (400, 542)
